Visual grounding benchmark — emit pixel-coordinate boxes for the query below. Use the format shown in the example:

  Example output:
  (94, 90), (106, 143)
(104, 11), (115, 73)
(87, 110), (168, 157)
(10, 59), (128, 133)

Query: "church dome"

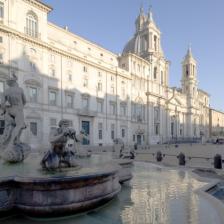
(122, 7), (163, 58)
(122, 34), (141, 55)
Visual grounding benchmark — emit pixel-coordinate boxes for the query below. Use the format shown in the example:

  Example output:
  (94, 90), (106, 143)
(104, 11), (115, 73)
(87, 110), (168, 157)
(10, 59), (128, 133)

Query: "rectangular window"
(121, 87), (125, 98)
(121, 128), (125, 138)
(138, 64), (140, 72)
(83, 65), (88, 73)
(50, 118), (57, 126)
(111, 124), (115, 140)
(30, 62), (36, 71)
(0, 2), (4, 19)
(133, 135), (135, 142)
(97, 82), (102, 91)
(98, 71), (102, 78)
(154, 123), (160, 135)
(0, 36), (3, 43)
(120, 104), (126, 116)
(68, 73), (72, 82)
(82, 97), (89, 110)
(66, 94), (73, 108)
(0, 80), (4, 93)
(83, 77), (88, 87)
(111, 85), (115, 94)
(98, 122), (103, 140)
(49, 90), (57, 106)
(154, 107), (160, 122)
(50, 118), (57, 132)
(30, 122), (37, 136)
(143, 66), (145, 75)
(29, 86), (37, 103)
(49, 54), (55, 63)
(97, 100), (103, 113)
(110, 103), (116, 115)
(49, 68), (55, 77)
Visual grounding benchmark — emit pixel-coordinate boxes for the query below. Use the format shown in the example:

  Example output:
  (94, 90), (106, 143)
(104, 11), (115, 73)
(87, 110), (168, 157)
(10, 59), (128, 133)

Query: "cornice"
(0, 25), (130, 78)
(23, 0), (52, 13)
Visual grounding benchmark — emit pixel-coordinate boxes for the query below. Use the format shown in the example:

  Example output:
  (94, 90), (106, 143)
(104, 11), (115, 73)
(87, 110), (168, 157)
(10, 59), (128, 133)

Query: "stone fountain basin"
(114, 159), (134, 183)
(0, 154), (121, 218)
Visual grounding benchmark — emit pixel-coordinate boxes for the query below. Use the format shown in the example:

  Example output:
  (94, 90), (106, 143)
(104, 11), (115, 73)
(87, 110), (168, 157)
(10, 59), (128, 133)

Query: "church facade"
(0, 0), (215, 148)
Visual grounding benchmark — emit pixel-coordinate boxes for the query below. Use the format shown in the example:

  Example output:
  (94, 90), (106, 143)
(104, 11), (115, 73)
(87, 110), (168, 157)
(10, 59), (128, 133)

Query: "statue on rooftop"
(0, 73), (31, 163)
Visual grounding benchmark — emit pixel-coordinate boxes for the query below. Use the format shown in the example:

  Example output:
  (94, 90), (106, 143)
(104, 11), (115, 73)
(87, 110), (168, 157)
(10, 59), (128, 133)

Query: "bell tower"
(182, 46), (199, 137)
(181, 46), (198, 98)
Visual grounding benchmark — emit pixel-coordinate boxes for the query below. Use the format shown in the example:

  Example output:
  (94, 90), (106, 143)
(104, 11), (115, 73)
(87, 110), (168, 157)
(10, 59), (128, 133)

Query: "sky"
(44, 0), (224, 111)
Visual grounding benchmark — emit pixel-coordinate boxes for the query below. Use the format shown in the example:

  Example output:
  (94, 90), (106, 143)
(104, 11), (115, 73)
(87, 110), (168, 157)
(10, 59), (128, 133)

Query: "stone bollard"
(177, 152), (185, 166)
(156, 151), (163, 162)
(214, 154), (222, 169)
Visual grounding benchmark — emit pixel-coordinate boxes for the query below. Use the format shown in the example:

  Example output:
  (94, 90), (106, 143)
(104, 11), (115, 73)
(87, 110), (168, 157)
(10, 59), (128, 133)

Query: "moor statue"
(41, 119), (78, 169)
(0, 74), (31, 162)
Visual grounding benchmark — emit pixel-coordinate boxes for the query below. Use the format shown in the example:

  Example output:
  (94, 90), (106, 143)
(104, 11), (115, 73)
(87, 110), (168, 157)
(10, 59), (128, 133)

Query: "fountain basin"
(0, 154), (121, 218)
(114, 159), (134, 183)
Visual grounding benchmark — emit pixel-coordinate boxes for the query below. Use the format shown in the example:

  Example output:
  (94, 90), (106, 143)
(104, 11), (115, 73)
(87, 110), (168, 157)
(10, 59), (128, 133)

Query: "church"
(0, 0), (217, 148)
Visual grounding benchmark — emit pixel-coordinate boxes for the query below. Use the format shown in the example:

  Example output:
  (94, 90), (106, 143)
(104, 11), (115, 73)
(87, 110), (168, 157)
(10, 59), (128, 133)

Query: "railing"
(165, 137), (202, 144)
(24, 27), (40, 38)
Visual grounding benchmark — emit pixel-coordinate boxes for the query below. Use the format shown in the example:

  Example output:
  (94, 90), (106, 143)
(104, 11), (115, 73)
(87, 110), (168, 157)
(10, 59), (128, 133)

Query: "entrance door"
(137, 135), (141, 145)
(82, 121), (90, 145)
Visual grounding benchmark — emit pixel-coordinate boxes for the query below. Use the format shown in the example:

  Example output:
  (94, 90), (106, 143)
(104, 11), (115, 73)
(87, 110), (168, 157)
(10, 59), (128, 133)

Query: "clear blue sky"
(44, 0), (224, 111)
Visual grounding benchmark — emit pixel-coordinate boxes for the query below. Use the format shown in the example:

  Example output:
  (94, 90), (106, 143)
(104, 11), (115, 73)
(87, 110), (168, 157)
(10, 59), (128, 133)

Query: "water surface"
(1, 155), (222, 224)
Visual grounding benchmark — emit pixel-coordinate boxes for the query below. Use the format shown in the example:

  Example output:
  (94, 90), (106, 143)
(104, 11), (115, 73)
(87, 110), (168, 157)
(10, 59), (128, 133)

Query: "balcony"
(77, 109), (97, 117)
(24, 27), (40, 39)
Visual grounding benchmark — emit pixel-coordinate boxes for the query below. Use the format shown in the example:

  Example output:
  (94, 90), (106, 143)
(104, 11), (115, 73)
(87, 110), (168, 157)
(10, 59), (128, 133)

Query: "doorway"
(137, 135), (142, 145)
(82, 121), (90, 145)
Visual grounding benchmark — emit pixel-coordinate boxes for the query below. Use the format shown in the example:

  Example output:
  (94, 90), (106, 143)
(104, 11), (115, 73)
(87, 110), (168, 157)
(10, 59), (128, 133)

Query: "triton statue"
(0, 74), (31, 162)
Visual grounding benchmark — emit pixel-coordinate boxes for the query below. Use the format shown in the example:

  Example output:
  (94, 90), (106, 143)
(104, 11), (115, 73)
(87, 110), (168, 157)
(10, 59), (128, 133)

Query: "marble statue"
(41, 119), (78, 169)
(0, 74), (31, 163)
(113, 138), (135, 159)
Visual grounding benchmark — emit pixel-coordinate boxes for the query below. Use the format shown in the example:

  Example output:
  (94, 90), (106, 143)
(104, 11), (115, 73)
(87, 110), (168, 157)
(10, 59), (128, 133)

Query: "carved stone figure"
(113, 138), (135, 159)
(41, 119), (78, 169)
(0, 74), (31, 162)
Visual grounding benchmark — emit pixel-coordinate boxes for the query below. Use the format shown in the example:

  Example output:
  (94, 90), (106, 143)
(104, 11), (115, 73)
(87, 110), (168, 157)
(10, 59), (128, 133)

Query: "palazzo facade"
(0, 0), (214, 148)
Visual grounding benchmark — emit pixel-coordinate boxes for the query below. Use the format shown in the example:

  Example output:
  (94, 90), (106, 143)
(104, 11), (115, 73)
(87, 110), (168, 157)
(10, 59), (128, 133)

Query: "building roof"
(35, 0), (53, 12)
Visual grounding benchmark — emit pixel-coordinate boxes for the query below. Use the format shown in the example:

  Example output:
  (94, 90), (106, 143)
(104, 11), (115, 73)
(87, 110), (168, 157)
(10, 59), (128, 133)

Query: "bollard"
(214, 154), (222, 169)
(178, 152), (185, 166)
(156, 151), (162, 162)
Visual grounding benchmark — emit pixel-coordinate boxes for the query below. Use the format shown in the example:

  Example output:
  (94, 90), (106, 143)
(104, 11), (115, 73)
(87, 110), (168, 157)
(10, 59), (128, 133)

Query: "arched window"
(161, 71), (164, 85)
(153, 67), (157, 79)
(186, 65), (189, 76)
(154, 35), (157, 51)
(26, 12), (38, 38)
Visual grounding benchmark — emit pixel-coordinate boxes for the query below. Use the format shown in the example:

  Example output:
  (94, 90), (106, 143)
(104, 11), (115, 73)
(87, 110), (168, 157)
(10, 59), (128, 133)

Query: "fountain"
(0, 75), (133, 218)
